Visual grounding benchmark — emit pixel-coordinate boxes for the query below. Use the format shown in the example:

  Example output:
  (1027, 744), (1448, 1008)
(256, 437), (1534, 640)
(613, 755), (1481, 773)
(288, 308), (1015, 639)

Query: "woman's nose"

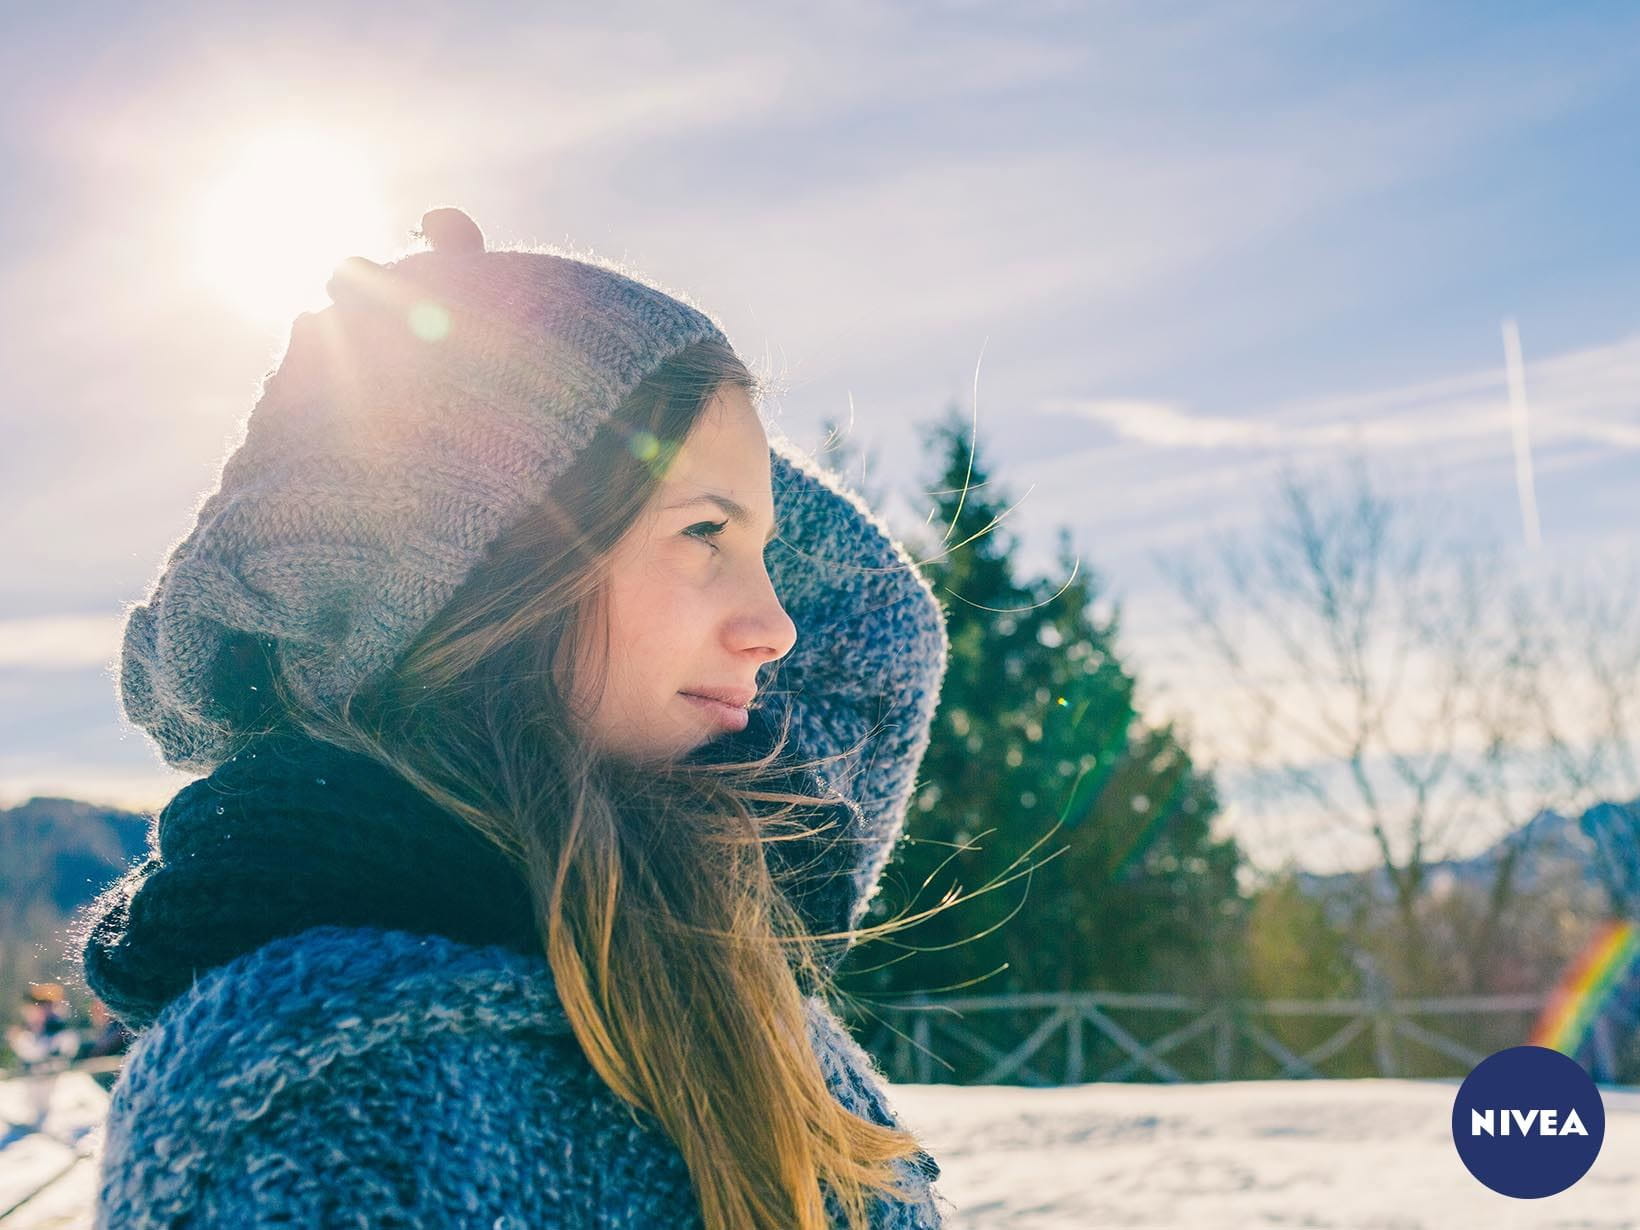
(745, 566), (798, 662)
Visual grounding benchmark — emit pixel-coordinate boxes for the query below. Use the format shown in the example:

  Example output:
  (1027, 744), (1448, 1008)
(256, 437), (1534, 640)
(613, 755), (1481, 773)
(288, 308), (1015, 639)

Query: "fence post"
(1593, 1014), (1617, 1084)
(894, 1008), (913, 1083)
(913, 1010), (933, 1084)
(1066, 1008), (1084, 1085)
(1358, 956), (1397, 1078)
(1214, 1004), (1235, 1081)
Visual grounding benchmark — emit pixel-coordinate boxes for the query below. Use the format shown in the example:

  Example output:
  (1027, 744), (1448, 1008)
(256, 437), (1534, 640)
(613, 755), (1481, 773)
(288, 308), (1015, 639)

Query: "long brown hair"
(221, 336), (941, 1228)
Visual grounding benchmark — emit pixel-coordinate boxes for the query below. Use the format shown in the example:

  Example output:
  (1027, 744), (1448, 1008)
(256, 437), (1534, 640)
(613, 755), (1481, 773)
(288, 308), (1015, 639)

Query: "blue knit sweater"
(87, 439), (953, 1228)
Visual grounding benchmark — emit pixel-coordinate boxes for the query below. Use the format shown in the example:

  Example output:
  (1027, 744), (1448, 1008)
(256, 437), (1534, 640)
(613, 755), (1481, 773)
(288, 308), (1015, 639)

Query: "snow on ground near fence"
(889, 1077), (1640, 1229)
(6, 1072), (1640, 1228)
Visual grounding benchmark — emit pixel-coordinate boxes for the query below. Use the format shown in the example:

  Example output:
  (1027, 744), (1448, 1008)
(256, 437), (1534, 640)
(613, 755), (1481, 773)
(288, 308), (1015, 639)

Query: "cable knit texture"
(97, 926), (949, 1227)
(85, 208), (953, 1227)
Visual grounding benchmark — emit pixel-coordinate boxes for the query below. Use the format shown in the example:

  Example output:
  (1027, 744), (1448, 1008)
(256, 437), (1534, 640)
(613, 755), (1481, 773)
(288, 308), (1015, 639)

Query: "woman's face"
(570, 384), (798, 763)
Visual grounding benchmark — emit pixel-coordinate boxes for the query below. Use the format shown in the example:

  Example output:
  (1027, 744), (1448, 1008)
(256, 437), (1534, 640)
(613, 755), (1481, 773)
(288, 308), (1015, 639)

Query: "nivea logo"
(1469, 1107), (1589, 1136)
(1452, 1046), (1605, 1198)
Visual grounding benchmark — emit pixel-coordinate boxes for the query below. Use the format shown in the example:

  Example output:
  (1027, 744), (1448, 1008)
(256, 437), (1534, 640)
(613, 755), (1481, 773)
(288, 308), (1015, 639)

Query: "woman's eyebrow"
(665, 492), (781, 545)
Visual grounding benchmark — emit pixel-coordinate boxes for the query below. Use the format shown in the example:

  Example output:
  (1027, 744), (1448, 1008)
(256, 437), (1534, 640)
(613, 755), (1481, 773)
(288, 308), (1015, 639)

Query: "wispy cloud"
(1044, 327), (1640, 458)
(1011, 326), (1640, 569)
(1053, 400), (1287, 449)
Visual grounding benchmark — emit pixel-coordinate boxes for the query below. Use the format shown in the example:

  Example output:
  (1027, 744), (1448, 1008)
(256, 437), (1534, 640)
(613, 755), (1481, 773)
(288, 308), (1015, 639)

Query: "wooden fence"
(846, 986), (1551, 1085)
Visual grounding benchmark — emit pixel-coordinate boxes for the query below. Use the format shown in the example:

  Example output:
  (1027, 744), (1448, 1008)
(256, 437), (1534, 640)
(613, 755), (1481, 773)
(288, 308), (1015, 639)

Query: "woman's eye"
(684, 519), (729, 550)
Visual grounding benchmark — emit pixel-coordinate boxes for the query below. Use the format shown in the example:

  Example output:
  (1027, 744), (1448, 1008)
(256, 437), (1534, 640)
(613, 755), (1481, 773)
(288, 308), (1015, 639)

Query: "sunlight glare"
(192, 130), (392, 328)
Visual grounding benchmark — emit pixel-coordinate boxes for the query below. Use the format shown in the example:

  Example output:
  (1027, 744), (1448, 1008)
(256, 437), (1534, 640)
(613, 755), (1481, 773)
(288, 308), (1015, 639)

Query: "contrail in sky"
(1501, 317), (1542, 551)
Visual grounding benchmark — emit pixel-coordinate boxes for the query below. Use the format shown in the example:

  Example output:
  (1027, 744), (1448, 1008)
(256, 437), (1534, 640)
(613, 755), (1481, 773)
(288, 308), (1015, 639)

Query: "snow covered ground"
(6, 1071), (1640, 1228)
(891, 1078), (1640, 1228)
(0, 1071), (107, 1230)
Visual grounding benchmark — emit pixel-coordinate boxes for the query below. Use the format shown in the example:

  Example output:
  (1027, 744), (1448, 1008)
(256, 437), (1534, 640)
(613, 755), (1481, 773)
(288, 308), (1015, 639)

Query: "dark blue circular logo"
(1452, 1045), (1604, 1198)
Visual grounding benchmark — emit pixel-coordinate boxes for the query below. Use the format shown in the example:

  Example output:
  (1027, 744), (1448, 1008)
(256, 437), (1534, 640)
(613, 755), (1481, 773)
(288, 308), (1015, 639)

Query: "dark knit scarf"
(81, 706), (861, 1033)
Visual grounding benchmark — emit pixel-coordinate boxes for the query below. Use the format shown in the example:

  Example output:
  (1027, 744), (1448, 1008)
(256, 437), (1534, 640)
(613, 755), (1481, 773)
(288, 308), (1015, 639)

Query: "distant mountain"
(0, 796), (149, 1029)
(1296, 804), (1616, 911)
(1290, 800), (1637, 999)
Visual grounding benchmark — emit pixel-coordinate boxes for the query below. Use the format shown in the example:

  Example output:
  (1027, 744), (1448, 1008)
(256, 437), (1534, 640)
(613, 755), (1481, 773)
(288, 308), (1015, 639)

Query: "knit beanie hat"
(121, 207), (732, 774)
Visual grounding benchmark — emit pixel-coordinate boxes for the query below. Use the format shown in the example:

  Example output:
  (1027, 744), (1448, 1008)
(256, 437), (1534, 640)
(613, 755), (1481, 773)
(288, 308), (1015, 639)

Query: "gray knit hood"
(119, 207), (730, 774)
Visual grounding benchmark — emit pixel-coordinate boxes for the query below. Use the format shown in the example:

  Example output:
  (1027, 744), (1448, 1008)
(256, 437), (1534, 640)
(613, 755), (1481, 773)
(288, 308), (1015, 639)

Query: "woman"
(76, 208), (953, 1228)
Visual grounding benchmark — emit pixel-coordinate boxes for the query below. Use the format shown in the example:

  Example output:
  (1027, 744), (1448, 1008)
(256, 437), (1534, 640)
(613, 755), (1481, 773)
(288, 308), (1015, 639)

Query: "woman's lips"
(680, 692), (751, 732)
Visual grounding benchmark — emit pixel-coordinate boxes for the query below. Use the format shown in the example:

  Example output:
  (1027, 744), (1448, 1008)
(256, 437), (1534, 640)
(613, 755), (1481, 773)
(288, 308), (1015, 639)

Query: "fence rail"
(846, 988), (1551, 1085)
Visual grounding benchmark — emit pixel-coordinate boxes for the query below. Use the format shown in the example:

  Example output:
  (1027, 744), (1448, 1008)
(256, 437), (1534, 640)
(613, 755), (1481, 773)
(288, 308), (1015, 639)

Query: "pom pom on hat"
(414, 206), (486, 254)
(324, 207), (485, 306)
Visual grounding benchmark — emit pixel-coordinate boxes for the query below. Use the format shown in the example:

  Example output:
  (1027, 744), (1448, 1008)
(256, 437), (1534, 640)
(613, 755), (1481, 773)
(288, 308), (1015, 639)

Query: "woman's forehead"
(667, 395), (772, 491)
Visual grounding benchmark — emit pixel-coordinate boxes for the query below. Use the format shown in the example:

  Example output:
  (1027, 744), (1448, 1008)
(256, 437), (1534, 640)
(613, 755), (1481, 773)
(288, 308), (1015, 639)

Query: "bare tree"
(1159, 458), (1638, 993)
(1509, 553), (1640, 800)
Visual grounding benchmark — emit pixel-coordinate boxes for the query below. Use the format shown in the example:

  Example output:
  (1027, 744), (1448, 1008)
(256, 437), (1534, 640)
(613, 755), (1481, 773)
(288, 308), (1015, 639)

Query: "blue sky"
(2, 1), (1636, 869)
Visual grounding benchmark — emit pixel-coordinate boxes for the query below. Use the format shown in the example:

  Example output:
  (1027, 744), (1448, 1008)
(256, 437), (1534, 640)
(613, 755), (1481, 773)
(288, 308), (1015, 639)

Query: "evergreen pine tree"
(833, 407), (1246, 1016)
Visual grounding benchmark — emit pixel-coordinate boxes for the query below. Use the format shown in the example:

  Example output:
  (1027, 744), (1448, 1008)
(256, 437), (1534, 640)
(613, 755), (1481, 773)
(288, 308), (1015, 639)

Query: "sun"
(192, 129), (394, 328)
